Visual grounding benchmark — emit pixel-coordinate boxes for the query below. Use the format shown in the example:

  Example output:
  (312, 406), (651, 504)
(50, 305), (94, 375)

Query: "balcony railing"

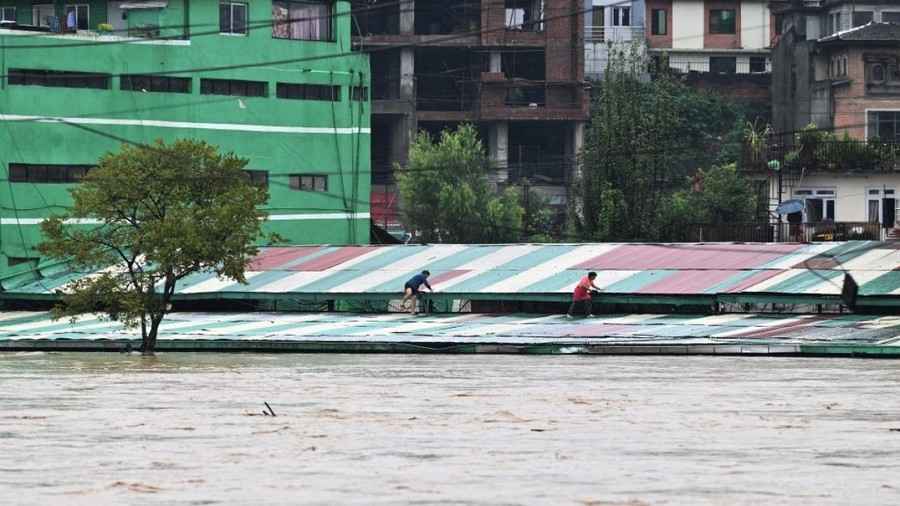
(671, 222), (888, 243)
(504, 85), (545, 107)
(585, 26), (644, 43)
(744, 140), (900, 173)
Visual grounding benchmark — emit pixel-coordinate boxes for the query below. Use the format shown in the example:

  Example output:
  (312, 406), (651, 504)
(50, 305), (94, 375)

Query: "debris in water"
(263, 402), (276, 417)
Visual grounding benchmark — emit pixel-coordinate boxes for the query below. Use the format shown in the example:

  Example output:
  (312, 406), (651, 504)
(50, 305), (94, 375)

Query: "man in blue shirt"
(401, 270), (433, 315)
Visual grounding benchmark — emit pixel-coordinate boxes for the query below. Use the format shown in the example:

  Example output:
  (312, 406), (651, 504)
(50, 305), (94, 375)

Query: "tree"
(573, 44), (748, 241)
(396, 124), (524, 242)
(39, 139), (271, 355)
(664, 163), (758, 226)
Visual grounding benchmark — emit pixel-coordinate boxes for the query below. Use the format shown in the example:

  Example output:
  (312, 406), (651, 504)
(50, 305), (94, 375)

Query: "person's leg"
(585, 298), (593, 317)
(567, 300), (578, 317)
(401, 286), (412, 311)
(409, 293), (418, 314)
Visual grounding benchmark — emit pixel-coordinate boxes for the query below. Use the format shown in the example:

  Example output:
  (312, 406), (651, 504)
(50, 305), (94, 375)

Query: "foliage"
(664, 164), (758, 227)
(519, 186), (558, 242)
(396, 124), (524, 243)
(783, 124), (899, 173)
(574, 46), (754, 241)
(39, 139), (272, 354)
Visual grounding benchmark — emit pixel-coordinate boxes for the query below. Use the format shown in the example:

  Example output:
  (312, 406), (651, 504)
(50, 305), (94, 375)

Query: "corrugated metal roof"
(1, 311), (899, 347)
(3, 242), (899, 302)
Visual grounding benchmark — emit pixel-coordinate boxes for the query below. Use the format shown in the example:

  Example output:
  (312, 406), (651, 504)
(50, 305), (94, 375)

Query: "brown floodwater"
(1, 352), (900, 505)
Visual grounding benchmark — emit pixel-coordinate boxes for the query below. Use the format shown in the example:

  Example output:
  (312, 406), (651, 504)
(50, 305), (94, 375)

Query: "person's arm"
(425, 280), (433, 291)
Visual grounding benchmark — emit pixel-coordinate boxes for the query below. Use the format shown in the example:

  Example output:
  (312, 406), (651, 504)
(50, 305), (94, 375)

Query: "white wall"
(740, 1), (769, 49)
(783, 174), (900, 223)
(673, 0), (704, 49)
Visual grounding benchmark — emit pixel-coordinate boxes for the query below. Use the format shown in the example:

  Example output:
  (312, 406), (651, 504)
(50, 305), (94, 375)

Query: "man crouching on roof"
(566, 271), (601, 318)
(401, 270), (433, 315)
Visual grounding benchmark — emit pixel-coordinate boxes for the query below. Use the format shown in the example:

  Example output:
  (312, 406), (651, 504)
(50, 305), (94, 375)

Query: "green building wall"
(0, 0), (370, 282)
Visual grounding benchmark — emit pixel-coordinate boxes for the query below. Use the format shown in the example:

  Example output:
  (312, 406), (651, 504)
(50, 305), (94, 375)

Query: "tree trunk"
(140, 312), (153, 356)
(143, 315), (163, 355)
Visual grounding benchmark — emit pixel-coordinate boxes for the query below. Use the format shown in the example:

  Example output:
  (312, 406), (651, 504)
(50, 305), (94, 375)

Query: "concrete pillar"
(568, 121), (585, 181)
(489, 51), (502, 73)
(400, 0), (414, 35)
(400, 48), (415, 100)
(488, 121), (509, 183)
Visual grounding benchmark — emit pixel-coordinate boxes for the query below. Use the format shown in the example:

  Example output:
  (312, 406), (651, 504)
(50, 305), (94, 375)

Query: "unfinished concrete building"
(353, 0), (590, 232)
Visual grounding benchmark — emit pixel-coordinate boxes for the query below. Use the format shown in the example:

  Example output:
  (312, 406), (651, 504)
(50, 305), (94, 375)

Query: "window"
(121, 74), (191, 93)
(750, 56), (766, 73)
(220, 2), (248, 35)
(504, 0), (542, 31)
(243, 170), (269, 187)
(852, 11), (873, 27)
(273, 0), (333, 41)
(709, 9), (736, 34)
(1, 7), (15, 22)
(8, 69), (110, 89)
(8, 163), (93, 183)
(884, 12), (900, 24)
(7, 257), (39, 267)
(289, 174), (327, 191)
(774, 13), (783, 35)
(200, 78), (267, 97)
(276, 82), (339, 101)
(869, 111), (900, 142)
(651, 9), (667, 36)
(611, 7), (630, 27)
(710, 57), (736, 74)
(871, 64), (886, 83)
(827, 12), (841, 34)
(65, 4), (89, 31)
(32, 4), (53, 27)
(351, 86), (368, 101)
(795, 189), (836, 222)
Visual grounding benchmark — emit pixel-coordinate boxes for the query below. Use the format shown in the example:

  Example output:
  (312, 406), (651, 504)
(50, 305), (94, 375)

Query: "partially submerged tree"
(39, 139), (270, 355)
(397, 124), (524, 242)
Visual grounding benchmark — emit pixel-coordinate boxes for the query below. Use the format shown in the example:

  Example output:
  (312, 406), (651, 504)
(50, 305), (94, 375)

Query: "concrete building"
(584, 0), (646, 78)
(353, 0), (590, 231)
(0, 0), (370, 282)
(763, 0), (900, 234)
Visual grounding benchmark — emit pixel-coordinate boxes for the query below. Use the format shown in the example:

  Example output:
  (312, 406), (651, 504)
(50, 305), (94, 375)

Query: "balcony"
(744, 140), (900, 173)
(585, 26), (645, 43)
(672, 222), (889, 243)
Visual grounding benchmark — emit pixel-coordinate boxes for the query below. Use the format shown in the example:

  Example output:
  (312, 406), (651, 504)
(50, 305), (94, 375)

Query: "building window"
(32, 4), (53, 27)
(709, 56), (736, 74)
(65, 4), (89, 31)
(351, 86), (368, 101)
(121, 74), (191, 93)
(276, 82), (339, 101)
(774, 13), (783, 35)
(871, 64), (886, 83)
(611, 7), (630, 27)
(289, 174), (327, 191)
(200, 78), (267, 97)
(243, 170), (269, 187)
(884, 12), (900, 24)
(1, 7), (15, 22)
(749, 56), (766, 73)
(8, 68), (110, 89)
(651, 9), (667, 36)
(709, 9), (736, 34)
(220, 2), (248, 34)
(852, 11), (873, 27)
(272, 0), (333, 41)
(7, 257), (39, 267)
(827, 12), (841, 34)
(869, 111), (900, 142)
(8, 163), (93, 183)
(795, 189), (836, 222)
(505, 0), (542, 31)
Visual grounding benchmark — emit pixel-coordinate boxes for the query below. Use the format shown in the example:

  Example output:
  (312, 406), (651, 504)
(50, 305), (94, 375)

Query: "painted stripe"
(487, 245), (610, 293)
(0, 114), (371, 135)
(179, 271), (266, 294)
(604, 270), (678, 293)
(253, 247), (393, 292)
(722, 270), (783, 293)
(289, 246), (380, 271)
(1, 213), (371, 226)
(428, 245), (541, 291)
(328, 245), (468, 293)
(638, 270), (739, 294)
(248, 246), (325, 271)
(840, 246), (900, 271)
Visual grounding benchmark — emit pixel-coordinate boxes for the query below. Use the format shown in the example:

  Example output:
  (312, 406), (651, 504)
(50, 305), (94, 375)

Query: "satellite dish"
(776, 199), (805, 215)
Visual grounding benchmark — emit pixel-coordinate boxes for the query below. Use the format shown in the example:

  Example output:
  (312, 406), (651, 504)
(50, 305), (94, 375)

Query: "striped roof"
(2, 311), (899, 348)
(3, 242), (900, 304)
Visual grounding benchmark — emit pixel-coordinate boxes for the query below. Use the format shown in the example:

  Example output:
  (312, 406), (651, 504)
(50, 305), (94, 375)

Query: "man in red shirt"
(566, 271), (601, 318)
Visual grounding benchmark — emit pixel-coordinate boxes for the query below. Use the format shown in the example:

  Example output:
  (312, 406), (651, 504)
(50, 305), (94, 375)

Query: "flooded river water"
(1, 353), (899, 505)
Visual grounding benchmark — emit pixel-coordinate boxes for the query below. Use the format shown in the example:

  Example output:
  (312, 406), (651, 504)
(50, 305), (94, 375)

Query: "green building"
(0, 0), (370, 283)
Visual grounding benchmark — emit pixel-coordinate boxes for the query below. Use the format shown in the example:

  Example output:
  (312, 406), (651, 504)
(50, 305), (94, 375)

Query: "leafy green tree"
(39, 139), (271, 355)
(397, 124), (524, 242)
(664, 163), (758, 226)
(574, 45), (748, 241)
